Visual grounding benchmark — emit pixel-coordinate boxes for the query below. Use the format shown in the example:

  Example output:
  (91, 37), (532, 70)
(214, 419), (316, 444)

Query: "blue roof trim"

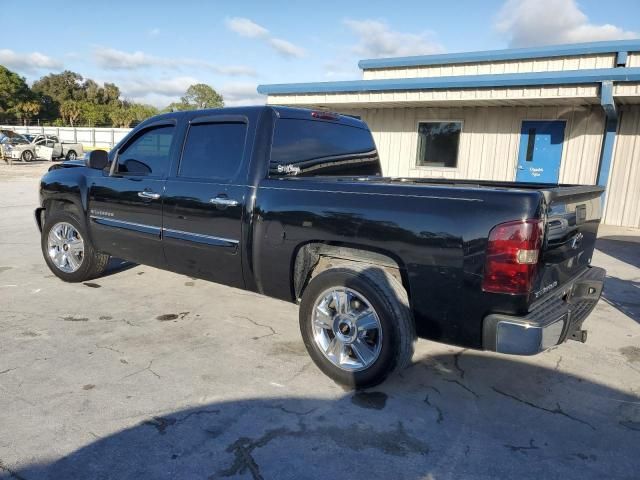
(357, 39), (640, 70)
(257, 67), (640, 95)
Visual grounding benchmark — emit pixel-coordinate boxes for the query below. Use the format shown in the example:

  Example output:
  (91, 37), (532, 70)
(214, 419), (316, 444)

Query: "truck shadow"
(596, 235), (640, 324)
(12, 352), (639, 480)
(596, 235), (640, 269)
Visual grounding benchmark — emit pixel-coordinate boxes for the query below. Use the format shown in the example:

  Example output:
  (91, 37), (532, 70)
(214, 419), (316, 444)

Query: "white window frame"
(414, 119), (463, 170)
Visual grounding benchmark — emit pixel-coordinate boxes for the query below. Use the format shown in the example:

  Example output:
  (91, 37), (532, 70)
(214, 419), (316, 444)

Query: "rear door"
(87, 121), (176, 268)
(516, 121), (565, 184)
(162, 114), (250, 288)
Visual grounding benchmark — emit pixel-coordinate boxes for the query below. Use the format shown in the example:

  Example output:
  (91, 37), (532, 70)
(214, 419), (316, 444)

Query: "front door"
(88, 123), (176, 268)
(162, 115), (249, 288)
(516, 120), (565, 183)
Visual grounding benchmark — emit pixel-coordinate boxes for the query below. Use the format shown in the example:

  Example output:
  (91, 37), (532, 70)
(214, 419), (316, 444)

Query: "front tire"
(21, 150), (34, 162)
(41, 210), (109, 282)
(66, 150), (77, 161)
(299, 265), (415, 388)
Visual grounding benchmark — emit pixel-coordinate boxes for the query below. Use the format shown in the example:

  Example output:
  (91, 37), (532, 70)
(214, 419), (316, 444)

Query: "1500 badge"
(534, 281), (558, 299)
(90, 209), (114, 217)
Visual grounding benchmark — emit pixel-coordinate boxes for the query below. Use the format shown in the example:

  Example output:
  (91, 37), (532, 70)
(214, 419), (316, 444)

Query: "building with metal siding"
(258, 40), (640, 228)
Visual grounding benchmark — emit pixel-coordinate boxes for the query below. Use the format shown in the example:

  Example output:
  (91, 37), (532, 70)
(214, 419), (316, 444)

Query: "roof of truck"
(138, 105), (368, 130)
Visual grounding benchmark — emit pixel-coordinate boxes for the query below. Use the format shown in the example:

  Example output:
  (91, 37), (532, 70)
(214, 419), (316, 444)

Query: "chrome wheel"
(67, 151), (77, 160)
(47, 222), (84, 273)
(312, 287), (383, 372)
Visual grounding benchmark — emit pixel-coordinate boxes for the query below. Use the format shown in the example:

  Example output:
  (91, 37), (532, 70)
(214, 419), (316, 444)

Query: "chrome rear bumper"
(482, 267), (605, 355)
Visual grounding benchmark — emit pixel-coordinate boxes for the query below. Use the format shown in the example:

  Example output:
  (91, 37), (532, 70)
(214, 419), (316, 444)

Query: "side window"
(270, 119), (381, 177)
(117, 126), (174, 177)
(416, 121), (461, 168)
(178, 122), (247, 180)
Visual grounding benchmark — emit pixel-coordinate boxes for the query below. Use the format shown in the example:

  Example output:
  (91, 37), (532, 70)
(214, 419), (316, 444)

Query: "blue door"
(516, 121), (565, 183)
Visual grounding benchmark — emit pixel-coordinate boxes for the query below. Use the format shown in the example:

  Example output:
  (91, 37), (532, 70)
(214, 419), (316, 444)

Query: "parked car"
(6, 133), (83, 162)
(34, 106), (606, 387)
(0, 130), (31, 161)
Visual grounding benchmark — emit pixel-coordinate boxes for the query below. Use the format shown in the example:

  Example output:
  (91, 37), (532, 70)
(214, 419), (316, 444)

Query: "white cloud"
(147, 28), (161, 37)
(219, 83), (265, 107)
(225, 17), (269, 38)
(94, 48), (155, 69)
(119, 76), (199, 99)
(344, 19), (444, 58)
(225, 17), (306, 59)
(268, 38), (306, 58)
(92, 47), (256, 76)
(119, 78), (263, 108)
(0, 49), (62, 74)
(119, 76), (199, 108)
(496, 0), (637, 47)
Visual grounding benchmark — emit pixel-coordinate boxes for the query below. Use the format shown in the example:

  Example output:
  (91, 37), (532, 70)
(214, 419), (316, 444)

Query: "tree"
(15, 100), (41, 125)
(80, 101), (107, 126)
(32, 71), (84, 104)
(0, 66), (31, 123)
(60, 100), (82, 127)
(32, 71), (84, 122)
(163, 101), (196, 112)
(108, 105), (136, 128)
(180, 84), (224, 109)
(130, 103), (159, 123)
(102, 83), (121, 105)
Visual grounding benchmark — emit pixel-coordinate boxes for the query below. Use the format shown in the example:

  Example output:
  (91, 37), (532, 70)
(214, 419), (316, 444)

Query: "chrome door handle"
(209, 197), (239, 207)
(138, 191), (161, 200)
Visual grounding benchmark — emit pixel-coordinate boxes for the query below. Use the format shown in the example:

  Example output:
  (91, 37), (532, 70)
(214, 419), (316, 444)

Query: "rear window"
(179, 122), (247, 180)
(270, 119), (381, 177)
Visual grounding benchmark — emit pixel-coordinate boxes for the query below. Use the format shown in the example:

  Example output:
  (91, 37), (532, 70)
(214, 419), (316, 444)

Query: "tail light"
(482, 219), (543, 295)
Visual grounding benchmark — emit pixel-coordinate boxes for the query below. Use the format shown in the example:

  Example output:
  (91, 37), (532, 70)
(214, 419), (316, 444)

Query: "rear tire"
(41, 210), (109, 282)
(66, 150), (77, 161)
(299, 264), (415, 388)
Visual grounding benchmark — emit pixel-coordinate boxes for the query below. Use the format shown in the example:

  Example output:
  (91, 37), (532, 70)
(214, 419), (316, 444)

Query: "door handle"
(209, 196), (239, 207)
(138, 191), (161, 200)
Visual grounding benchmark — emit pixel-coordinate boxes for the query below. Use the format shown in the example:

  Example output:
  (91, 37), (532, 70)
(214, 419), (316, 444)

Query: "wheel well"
(43, 199), (82, 222)
(292, 243), (409, 301)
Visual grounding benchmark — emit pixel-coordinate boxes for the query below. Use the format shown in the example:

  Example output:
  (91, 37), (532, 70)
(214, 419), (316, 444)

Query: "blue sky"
(1, 0), (638, 107)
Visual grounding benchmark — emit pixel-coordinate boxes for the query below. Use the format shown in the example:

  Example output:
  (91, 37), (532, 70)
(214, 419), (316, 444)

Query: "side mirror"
(86, 150), (109, 170)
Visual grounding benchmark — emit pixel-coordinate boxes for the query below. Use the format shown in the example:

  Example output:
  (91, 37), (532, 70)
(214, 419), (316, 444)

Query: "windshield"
(0, 132), (29, 145)
(23, 134), (36, 142)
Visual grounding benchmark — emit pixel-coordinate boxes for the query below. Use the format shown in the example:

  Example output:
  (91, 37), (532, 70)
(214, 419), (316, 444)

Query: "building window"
(416, 121), (461, 168)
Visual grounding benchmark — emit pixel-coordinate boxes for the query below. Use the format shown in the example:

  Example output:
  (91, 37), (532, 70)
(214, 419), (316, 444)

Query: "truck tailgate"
(532, 185), (605, 305)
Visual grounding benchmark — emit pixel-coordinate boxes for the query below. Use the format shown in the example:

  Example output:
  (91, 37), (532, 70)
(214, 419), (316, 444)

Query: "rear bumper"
(482, 267), (605, 355)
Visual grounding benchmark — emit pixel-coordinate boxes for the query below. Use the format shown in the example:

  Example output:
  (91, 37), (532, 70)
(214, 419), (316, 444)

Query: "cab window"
(117, 126), (175, 177)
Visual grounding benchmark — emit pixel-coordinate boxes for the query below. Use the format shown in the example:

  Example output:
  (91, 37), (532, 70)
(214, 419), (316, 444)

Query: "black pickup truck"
(36, 106), (606, 387)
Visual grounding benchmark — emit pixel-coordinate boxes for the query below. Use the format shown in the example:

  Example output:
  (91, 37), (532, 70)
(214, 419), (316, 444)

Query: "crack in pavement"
(504, 439), (539, 454)
(492, 387), (596, 430)
(443, 379), (479, 399)
(143, 409), (221, 435)
(0, 367), (18, 375)
(231, 315), (277, 339)
(424, 394), (444, 423)
(217, 421), (428, 479)
(453, 349), (467, 378)
(267, 404), (318, 416)
(555, 356), (563, 371)
(95, 343), (124, 355)
(122, 360), (161, 380)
